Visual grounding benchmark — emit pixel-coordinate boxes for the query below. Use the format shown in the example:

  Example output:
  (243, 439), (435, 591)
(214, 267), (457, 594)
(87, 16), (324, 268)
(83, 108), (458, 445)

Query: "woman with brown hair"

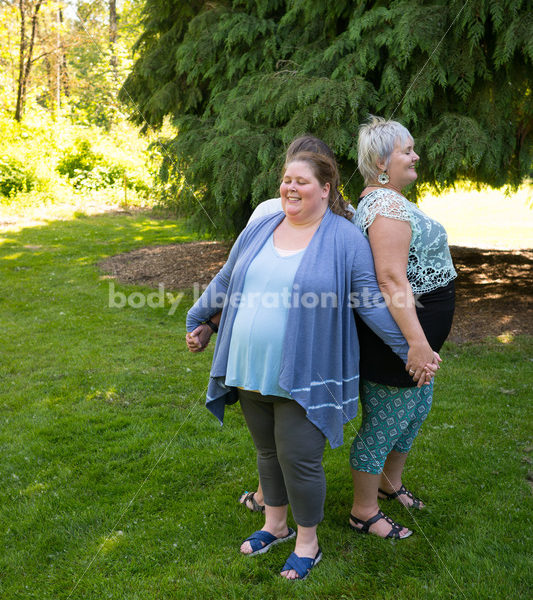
(186, 150), (419, 579)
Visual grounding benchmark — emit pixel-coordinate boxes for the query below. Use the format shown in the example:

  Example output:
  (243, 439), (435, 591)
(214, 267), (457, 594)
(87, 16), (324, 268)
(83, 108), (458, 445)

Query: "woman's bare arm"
(368, 215), (439, 384)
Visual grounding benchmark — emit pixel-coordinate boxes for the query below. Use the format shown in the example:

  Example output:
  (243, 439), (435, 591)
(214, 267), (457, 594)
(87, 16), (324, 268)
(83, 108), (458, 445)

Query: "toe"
(240, 541), (253, 554)
(280, 569), (298, 580)
(239, 492), (251, 508)
(399, 527), (413, 538)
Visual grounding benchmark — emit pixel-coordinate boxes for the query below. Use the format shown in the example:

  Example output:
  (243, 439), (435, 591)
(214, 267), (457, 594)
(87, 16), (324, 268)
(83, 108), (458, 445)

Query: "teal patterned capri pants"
(350, 379), (433, 474)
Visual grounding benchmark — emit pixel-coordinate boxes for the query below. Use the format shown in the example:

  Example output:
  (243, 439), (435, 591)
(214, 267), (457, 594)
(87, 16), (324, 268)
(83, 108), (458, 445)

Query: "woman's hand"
(406, 340), (436, 375)
(185, 324), (214, 353)
(409, 350), (442, 387)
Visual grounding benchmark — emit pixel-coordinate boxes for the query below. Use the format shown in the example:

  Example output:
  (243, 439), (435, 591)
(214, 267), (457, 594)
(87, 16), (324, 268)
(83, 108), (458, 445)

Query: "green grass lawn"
(418, 184), (532, 250)
(0, 211), (531, 599)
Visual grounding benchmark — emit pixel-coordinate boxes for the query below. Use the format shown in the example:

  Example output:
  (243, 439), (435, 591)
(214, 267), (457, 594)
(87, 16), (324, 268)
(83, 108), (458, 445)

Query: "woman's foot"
(280, 548), (322, 580)
(378, 483), (425, 509)
(280, 538), (320, 579)
(349, 509), (412, 539)
(239, 490), (265, 513)
(240, 526), (293, 555)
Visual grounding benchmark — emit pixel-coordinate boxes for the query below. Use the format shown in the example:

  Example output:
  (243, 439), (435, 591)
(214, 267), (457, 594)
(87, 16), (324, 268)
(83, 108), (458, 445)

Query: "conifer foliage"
(121, 0), (532, 234)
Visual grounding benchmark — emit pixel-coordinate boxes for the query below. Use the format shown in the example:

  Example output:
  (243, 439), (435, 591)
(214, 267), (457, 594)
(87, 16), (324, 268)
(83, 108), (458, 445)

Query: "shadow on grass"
(0, 212), (531, 600)
(0, 211), (203, 264)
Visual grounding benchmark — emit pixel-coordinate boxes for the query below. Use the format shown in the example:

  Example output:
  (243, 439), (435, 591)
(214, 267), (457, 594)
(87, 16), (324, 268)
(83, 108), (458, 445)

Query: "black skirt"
(355, 280), (456, 388)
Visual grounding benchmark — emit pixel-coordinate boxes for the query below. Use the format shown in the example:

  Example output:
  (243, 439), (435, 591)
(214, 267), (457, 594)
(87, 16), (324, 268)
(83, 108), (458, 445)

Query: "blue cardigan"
(186, 209), (409, 448)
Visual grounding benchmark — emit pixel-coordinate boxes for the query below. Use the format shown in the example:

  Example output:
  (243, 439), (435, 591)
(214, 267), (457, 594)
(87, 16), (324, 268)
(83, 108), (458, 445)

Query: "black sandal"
(349, 510), (412, 539)
(378, 484), (424, 510)
(239, 491), (265, 513)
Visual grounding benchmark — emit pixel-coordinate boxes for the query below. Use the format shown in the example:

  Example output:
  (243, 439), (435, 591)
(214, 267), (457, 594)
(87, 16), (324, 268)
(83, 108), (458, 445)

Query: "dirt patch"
(99, 241), (233, 290)
(449, 247), (532, 343)
(98, 242), (533, 344)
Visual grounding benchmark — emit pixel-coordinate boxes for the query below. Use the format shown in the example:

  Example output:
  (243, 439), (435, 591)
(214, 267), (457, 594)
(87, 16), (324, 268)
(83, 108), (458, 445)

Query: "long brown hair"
(283, 151), (352, 220)
(286, 135), (337, 161)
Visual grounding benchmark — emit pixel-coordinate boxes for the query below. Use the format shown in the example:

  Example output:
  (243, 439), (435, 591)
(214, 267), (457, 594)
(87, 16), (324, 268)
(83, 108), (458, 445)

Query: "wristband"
(204, 319), (218, 333)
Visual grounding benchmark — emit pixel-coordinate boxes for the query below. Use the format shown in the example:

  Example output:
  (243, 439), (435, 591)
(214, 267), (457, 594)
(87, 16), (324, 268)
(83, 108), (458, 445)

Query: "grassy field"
(419, 184), (532, 250)
(0, 211), (531, 599)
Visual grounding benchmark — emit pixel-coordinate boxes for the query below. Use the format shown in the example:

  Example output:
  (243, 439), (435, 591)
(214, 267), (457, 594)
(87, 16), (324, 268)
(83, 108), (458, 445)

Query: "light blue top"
(186, 209), (409, 448)
(354, 189), (457, 294)
(225, 235), (304, 398)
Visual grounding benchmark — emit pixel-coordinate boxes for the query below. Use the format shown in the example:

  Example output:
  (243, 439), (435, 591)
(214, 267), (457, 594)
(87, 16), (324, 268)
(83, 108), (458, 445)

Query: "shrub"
(57, 140), (125, 190)
(70, 163), (125, 191)
(0, 156), (35, 197)
(56, 140), (99, 180)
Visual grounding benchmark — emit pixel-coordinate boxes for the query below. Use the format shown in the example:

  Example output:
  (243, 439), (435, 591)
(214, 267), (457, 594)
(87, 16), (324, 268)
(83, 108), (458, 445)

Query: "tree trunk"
(55, 4), (60, 115)
(109, 0), (118, 74)
(14, 0), (44, 121)
(59, 6), (69, 97)
(37, 24), (54, 114)
(14, 0), (26, 121)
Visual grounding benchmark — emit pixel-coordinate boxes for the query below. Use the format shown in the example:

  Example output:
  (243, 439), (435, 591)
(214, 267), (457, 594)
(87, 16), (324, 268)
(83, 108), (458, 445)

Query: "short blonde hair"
(358, 115), (413, 184)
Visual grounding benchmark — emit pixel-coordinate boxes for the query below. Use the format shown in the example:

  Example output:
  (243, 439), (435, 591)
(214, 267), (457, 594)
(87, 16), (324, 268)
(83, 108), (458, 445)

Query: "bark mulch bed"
(99, 243), (532, 344)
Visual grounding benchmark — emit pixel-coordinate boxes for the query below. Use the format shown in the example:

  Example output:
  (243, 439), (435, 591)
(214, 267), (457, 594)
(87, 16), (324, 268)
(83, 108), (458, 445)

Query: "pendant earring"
(377, 171), (389, 184)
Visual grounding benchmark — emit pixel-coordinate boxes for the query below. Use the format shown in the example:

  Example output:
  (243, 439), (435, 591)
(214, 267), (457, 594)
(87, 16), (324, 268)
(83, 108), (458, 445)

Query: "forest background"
(1, 0), (531, 234)
(1, 0), (158, 219)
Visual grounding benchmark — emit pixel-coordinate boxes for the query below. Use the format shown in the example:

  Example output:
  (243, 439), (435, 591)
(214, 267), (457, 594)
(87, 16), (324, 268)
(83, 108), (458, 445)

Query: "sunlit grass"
(419, 183), (532, 249)
(4, 181), (531, 251)
(0, 212), (531, 599)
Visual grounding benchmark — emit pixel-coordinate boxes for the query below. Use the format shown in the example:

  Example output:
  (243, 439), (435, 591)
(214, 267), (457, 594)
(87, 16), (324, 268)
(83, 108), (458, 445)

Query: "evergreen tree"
(120, 0), (532, 235)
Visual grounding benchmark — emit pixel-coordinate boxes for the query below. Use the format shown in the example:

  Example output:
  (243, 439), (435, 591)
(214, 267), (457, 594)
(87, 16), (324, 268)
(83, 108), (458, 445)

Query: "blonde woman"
(349, 116), (456, 538)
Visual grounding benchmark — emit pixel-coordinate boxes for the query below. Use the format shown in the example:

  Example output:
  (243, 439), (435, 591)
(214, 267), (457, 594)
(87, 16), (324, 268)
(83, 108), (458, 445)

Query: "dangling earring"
(377, 171), (389, 184)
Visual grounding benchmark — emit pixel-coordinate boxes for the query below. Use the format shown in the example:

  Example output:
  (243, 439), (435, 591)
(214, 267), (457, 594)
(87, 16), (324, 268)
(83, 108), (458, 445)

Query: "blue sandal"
(242, 528), (296, 556)
(280, 548), (322, 580)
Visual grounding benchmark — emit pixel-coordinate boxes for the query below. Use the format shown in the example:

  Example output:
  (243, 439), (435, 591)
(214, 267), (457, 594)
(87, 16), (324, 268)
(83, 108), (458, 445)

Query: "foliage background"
(121, 0), (533, 235)
(0, 1), (144, 127)
(0, 1), (160, 211)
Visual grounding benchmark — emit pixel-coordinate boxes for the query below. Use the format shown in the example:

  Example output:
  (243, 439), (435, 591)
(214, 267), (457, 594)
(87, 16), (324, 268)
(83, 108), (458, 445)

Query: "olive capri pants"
(238, 389), (326, 527)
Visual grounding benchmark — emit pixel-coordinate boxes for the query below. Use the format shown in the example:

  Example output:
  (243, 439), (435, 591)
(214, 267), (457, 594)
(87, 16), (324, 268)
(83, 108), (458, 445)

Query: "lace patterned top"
(354, 188), (457, 295)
